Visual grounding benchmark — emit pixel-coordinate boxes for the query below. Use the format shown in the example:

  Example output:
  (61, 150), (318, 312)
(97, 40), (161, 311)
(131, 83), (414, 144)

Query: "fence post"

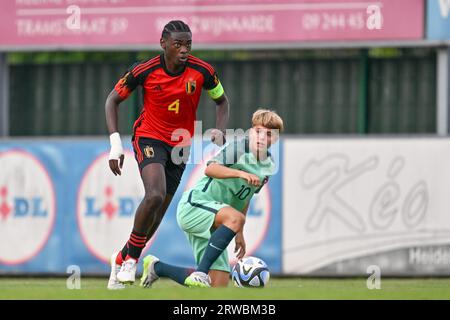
(437, 47), (450, 136)
(358, 49), (369, 134)
(0, 53), (8, 137)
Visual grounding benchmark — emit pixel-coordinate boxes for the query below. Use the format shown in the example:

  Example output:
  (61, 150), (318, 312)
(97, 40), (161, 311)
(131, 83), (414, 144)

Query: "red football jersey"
(114, 54), (221, 147)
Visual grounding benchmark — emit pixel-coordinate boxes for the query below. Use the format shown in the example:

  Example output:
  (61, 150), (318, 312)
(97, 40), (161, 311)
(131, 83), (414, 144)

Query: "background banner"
(0, 138), (282, 275)
(0, 0), (424, 49)
(283, 138), (450, 276)
(427, 0), (450, 40)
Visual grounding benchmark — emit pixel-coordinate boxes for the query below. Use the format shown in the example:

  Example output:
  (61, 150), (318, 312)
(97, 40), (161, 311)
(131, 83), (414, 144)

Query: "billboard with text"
(0, 0), (424, 50)
(0, 139), (282, 275)
(283, 138), (450, 276)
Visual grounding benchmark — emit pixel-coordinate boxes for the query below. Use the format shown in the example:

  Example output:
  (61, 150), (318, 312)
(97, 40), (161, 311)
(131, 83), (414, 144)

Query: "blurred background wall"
(7, 48), (437, 136)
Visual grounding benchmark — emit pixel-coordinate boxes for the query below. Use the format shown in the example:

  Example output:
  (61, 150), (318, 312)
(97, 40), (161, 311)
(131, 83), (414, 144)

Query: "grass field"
(1, 277), (450, 300)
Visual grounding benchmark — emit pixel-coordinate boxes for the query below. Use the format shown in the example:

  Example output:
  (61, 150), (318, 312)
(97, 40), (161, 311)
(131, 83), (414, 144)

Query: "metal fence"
(8, 49), (436, 136)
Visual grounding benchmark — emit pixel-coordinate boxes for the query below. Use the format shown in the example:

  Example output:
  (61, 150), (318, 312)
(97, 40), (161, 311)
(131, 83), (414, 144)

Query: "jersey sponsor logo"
(0, 150), (56, 265)
(185, 152), (271, 265)
(143, 146), (155, 158)
(186, 79), (196, 95)
(77, 151), (155, 263)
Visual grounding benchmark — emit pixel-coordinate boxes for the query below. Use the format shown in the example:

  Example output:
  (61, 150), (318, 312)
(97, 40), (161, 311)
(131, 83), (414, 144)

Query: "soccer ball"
(231, 256), (270, 288)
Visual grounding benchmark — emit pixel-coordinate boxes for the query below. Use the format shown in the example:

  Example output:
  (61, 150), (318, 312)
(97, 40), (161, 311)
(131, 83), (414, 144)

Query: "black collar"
(160, 54), (186, 77)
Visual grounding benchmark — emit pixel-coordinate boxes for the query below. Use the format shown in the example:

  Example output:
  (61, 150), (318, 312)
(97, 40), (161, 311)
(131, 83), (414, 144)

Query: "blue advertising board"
(427, 0), (450, 40)
(0, 138), (282, 276)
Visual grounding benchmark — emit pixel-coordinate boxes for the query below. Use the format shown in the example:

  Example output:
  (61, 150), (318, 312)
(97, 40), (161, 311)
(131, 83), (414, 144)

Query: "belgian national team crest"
(186, 80), (196, 95)
(143, 146), (154, 158)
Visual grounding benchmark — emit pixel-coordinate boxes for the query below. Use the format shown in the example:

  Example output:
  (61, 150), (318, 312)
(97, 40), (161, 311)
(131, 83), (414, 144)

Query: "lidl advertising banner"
(0, 139), (282, 275)
(427, 0), (450, 40)
(283, 138), (450, 276)
(4, 137), (450, 277)
(0, 0), (424, 49)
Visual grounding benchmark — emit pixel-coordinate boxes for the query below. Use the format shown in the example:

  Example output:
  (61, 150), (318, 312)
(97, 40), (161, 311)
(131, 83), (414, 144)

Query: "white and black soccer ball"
(231, 256), (270, 288)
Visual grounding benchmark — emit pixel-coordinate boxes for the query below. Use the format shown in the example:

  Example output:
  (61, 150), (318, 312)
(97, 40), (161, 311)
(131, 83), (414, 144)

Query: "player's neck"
(250, 145), (269, 162)
(163, 54), (185, 75)
(256, 152), (269, 162)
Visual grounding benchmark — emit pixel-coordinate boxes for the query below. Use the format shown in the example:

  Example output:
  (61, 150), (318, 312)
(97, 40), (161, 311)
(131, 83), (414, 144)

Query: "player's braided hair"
(161, 20), (191, 39)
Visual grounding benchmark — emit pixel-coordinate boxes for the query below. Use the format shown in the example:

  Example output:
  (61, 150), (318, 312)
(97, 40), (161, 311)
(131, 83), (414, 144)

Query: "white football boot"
(116, 258), (137, 284)
(140, 255), (160, 288)
(107, 252), (125, 290)
(184, 271), (211, 288)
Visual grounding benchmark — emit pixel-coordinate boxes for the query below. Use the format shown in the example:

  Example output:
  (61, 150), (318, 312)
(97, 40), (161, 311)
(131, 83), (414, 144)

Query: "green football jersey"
(188, 138), (276, 212)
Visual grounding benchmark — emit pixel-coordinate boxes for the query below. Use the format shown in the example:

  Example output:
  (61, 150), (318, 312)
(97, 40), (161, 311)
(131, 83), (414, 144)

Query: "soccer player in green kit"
(140, 109), (284, 288)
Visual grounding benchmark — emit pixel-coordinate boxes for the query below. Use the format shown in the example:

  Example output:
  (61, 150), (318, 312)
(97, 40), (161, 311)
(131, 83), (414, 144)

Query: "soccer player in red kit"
(105, 20), (229, 289)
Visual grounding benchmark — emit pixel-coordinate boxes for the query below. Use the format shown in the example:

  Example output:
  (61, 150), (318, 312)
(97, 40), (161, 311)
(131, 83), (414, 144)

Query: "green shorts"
(177, 190), (231, 273)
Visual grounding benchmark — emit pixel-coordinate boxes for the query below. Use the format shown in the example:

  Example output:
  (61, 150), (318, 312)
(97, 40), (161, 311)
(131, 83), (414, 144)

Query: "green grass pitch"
(1, 277), (450, 300)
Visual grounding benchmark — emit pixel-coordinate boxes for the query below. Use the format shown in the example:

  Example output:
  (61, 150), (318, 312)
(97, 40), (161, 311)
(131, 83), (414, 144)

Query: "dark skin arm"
(211, 93), (230, 146)
(105, 89), (125, 175)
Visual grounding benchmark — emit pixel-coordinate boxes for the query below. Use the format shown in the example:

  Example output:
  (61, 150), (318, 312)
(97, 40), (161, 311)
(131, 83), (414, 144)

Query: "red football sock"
(126, 231), (147, 261)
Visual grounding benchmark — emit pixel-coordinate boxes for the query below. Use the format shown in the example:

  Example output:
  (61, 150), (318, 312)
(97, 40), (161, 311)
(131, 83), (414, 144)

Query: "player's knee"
(227, 212), (245, 230)
(142, 191), (165, 211)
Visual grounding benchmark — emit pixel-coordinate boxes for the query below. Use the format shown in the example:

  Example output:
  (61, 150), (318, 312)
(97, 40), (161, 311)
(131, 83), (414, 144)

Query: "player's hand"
(234, 232), (246, 260)
(210, 129), (226, 146)
(109, 155), (124, 176)
(108, 132), (125, 176)
(239, 171), (260, 186)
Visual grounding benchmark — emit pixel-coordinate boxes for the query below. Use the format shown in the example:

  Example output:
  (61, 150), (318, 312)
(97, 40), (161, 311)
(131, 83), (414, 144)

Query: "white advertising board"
(283, 138), (450, 275)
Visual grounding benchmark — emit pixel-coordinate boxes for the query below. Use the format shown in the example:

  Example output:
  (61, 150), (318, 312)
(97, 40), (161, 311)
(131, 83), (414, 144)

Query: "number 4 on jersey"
(168, 99), (180, 114)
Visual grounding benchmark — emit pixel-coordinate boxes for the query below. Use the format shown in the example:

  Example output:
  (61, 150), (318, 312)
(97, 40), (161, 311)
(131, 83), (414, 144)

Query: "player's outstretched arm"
(105, 90), (126, 176)
(205, 163), (260, 186)
(211, 93), (229, 146)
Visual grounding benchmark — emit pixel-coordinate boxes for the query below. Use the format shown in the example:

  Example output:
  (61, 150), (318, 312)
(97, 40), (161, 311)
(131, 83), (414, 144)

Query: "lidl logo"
(0, 186), (49, 219)
(0, 150), (55, 265)
(84, 186), (137, 219)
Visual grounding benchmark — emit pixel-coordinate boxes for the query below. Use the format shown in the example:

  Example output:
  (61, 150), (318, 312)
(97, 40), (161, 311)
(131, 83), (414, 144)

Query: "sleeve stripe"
(134, 61), (161, 77)
(114, 82), (132, 99)
(132, 55), (159, 74)
(188, 55), (213, 71)
(189, 59), (214, 75)
(132, 56), (160, 76)
(188, 56), (215, 75)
